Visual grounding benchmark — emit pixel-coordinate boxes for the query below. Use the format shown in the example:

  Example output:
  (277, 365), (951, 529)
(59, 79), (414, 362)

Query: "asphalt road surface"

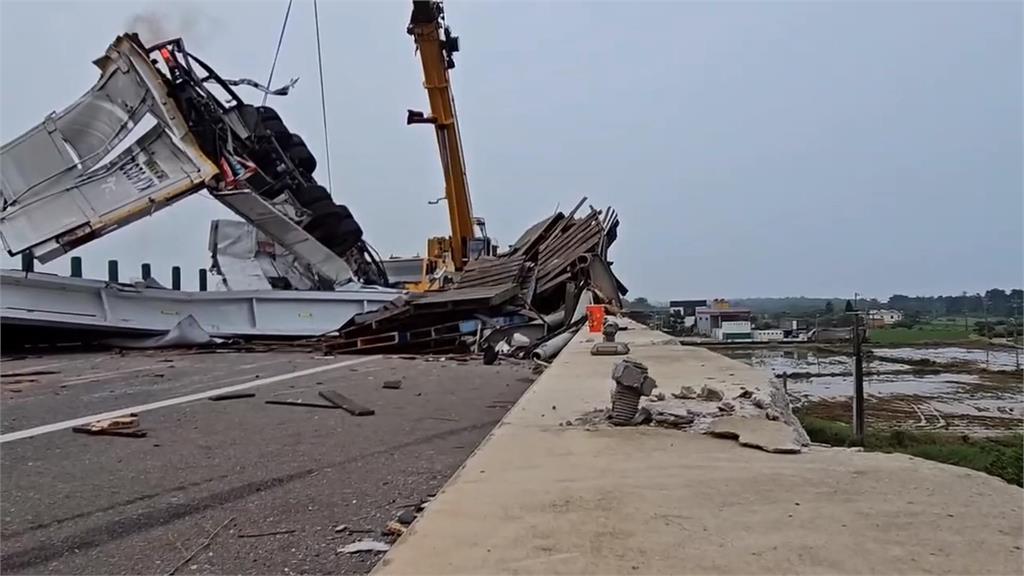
(0, 349), (536, 574)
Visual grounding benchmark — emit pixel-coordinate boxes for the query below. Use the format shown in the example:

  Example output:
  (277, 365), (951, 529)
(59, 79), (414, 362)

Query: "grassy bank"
(800, 416), (1023, 487)
(868, 324), (972, 345)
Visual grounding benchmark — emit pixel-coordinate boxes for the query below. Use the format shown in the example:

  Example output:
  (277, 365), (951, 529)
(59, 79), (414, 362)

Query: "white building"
(868, 309), (904, 325)
(752, 329), (785, 342)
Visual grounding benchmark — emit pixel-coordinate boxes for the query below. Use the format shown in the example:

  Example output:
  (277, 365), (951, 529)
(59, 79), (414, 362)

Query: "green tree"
(824, 301), (835, 315)
(844, 300), (855, 313)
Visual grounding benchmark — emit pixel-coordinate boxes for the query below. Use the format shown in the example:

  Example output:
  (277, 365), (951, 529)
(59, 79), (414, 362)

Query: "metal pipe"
(70, 256), (83, 278)
(198, 269), (208, 292)
(107, 259), (119, 283)
(141, 262), (152, 280)
(530, 330), (575, 362)
(20, 253), (34, 273)
(171, 266), (181, 290)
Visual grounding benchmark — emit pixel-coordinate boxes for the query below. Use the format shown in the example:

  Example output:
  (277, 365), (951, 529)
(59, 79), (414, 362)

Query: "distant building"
(669, 299), (707, 328)
(696, 307), (752, 340)
(752, 329), (785, 342)
(867, 309), (903, 326)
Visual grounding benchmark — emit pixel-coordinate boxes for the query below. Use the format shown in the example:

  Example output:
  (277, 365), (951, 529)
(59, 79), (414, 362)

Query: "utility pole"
(983, 296), (990, 369)
(1009, 318), (1020, 370)
(851, 312), (865, 446)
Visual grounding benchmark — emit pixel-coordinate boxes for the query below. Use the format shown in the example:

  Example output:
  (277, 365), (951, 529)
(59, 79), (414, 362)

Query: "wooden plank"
(264, 399), (339, 409)
(318, 390), (375, 416)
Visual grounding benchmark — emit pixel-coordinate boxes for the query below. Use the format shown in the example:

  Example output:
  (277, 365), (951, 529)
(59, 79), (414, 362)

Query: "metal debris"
(324, 199), (625, 360)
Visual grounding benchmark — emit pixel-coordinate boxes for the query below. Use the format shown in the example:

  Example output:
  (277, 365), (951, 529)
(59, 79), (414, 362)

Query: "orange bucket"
(586, 305), (606, 333)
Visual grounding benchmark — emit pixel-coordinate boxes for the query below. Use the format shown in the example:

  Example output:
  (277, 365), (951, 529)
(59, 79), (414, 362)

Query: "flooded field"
(719, 346), (1023, 434)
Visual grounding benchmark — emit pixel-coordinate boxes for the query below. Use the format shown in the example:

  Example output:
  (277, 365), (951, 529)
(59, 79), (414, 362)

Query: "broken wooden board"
(72, 427), (148, 438)
(264, 399), (339, 409)
(209, 392), (257, 401)
(72, 415), (146, 437)
(318, 390), (375, 416)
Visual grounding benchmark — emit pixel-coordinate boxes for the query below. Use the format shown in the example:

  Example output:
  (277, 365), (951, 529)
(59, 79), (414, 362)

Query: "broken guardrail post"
(70, 256), (83, 278)
(107, 259), (119, 282)
(198, 268), (208, 291)
(171, 266), (181, 290)
(609, 359), (657, 426)
(20, 252), (33, 273)
(141, 262), (152, 280)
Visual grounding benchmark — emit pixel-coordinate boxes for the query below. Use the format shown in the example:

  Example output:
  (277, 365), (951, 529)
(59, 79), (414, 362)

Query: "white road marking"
(0, 356), (379, 443)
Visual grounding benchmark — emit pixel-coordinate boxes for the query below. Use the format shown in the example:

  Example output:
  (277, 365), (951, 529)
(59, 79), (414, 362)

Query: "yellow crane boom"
(407, 0), (489, 277)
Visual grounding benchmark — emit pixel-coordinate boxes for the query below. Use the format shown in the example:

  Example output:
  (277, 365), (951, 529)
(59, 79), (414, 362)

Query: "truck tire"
(291, 184), (331, 207)
(287, 135), (317, 173)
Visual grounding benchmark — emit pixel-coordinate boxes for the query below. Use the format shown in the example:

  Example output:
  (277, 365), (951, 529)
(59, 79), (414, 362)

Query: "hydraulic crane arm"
(407, 0), (476, 270)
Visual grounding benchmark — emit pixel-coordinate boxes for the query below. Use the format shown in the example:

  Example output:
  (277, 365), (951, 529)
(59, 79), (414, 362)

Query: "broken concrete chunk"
(650, 407), (695, 428)
(630, 406), (653, 426)
(650, 391), (666, 402)
(765, 408), (781, 421)
(382, 380), (403, 390)
(396, 509), (416, 525)
(698, 385), (724, 402)
(612, 359), (648, 389)
(672, 385), (698, 400)
(718, 400), (736, 413)
(639, 374), (657, 397)
(707, 416), (804, 454)
(751, 394), (771, 409)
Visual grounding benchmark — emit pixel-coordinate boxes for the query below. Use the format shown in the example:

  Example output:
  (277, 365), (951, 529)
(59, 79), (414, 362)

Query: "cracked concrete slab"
(708, 415), (804, 453)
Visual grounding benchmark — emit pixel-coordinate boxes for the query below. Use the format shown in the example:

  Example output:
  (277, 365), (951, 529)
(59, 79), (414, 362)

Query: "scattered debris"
(264, 399), (339, 409)
(650, 391), (666, 402)
(384, 521), (407, 536)
(209, 392), (256, 401)
(334, 524), (349, 533)
(237, 528), (296, 538)
(718, 400), (737, 413)
(382, 380), (403, 390)
(338, 539), (391, 554)
(324, 200), (625, 359)
(649, 406), (695, 428)
(103, 315), (221, 349)
(318, 390), (375, 416)
(71, 416), (147, 438)
(698, 385), (724, 402)
(672, 385), (698, 400)
(165, 516), (235, 576)
(396, 509), (417, 525)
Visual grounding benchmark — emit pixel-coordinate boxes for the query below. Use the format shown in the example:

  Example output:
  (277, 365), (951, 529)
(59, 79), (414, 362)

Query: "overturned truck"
(0, 34), (387, 289)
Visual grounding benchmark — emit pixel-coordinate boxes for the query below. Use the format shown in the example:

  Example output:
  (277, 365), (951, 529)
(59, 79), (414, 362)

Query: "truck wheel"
(291, 184), (331, 207)
(287, 134), (317, 173)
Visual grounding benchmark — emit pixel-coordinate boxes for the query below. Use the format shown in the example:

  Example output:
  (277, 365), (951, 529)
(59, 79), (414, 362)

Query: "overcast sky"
(1, 0), (1021, 300)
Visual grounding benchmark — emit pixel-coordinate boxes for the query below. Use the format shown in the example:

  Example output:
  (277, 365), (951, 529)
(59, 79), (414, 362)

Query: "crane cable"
(313, 0), (335, 192)
(262, 0), (294, 106)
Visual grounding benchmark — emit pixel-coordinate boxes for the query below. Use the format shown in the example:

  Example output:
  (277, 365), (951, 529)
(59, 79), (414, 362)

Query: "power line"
(313, 0), (334, 192)
(262, 0), (294, 106)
